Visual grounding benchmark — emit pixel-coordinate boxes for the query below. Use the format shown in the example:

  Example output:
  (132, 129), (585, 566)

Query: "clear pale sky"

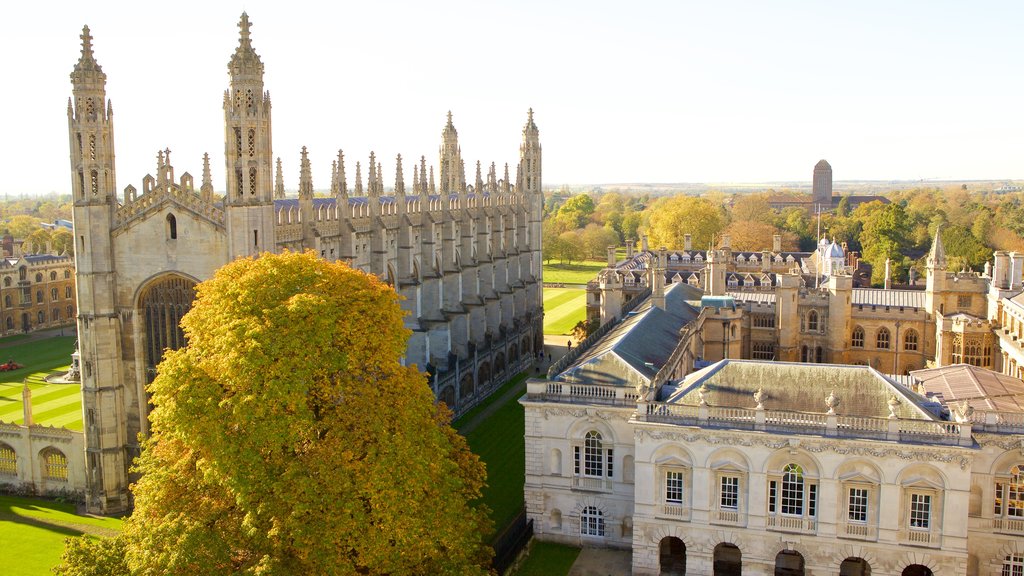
(3, 0), (1021, 196)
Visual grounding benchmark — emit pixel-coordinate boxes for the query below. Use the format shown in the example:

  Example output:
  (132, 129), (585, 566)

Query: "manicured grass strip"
(463, 382), (526, 536)
(0, 495), (123, 576)
(453, 372), (527, 432)
(542, 260), (606, 285)
(0, 334), (30, 346)
(513, 541), (581, 576)
(0, 336), (81, 430)
(543, 288), (586, 335)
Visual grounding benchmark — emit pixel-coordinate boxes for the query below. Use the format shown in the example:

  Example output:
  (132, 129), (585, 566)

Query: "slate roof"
(852, 289), (926, 309)
(556, 282), (702, 387)
(663, 360), (937, 420)
(910, 364), (1024, 412)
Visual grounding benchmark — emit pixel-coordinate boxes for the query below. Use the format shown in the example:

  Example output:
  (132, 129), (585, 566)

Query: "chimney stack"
(773, 234), (782, 252)
(607, 245), (617, 268)
(684, 234), (692, 251)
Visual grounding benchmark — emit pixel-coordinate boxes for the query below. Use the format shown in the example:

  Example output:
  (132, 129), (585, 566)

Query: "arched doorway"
(658, 536), (685, 575)
(841, 557), (871, 576)
(902, 566), (933, 576)
(713, 543), (741, 576)
(775, 550), (805, 576)
(139, 275), (197, 383)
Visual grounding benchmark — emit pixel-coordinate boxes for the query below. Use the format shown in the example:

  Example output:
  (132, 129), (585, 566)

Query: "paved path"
(568, 548), (632, 576)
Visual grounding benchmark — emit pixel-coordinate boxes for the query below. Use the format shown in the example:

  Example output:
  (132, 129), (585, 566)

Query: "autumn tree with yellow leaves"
(55, 251), (493, 576)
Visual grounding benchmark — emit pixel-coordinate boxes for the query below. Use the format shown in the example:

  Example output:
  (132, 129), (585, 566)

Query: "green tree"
(5, 214), (41, 239)
(645, 196), (724, 250)
(835, 195), (851, 218)
(556, 193), (596, 229)
(56, 251), (492, 576)
(860, 203), (912, 285)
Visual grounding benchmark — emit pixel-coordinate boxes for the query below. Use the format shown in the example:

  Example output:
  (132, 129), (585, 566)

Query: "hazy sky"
(3, 0), (1022, 196)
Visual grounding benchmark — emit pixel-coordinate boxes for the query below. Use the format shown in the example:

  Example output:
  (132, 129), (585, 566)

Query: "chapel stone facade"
(70, 15), (543, 514)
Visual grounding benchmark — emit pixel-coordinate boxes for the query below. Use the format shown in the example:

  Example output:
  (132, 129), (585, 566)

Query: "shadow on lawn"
(0, 503), (85, 539)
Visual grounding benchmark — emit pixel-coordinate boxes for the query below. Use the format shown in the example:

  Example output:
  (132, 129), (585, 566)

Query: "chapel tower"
(439, 112), (465, 193)
(68, 26), (130, 514)
(520, 109), (544, 315)
(224, 13), (276, 257)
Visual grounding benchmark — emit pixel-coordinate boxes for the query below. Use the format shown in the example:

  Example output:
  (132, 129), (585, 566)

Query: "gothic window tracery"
(876, 327), (890, 350)
(139, 276), (196, 383)
(248, 129), (255, 157)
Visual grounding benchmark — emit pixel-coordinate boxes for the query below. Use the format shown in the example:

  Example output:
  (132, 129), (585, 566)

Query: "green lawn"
(0, 336), (80, 430)
(0, 495), (123, 576)
(512, 541), (581, 576)
(543, 288), (586, 335)
(459, 375), (527, 537)
(542, 260), (605, 285)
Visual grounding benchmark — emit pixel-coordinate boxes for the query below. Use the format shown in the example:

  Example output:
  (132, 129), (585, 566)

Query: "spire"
(354, 161), (363, 196)
(274, 157), (285, 198)
(488, 162), (498, 193)
(475, 161), (484, 193)
(377, 163), (384, 196)
(413, 164), (420, 195)
(420, 156), (428, 195)
(928, 226), (947, 269)
(523, 107), (539, 139)
(395, 154), (405, 197)
(228, 12), (264, 84)
(367, 152), (377, 197)
(330, 160), (338, 195)
(298, 146), (313, 200)
(201, 153), (214, 201)
(503, 163), (511, 194)
(429, 166), (436, 195)
(336, 150), (347, 198)
(72, 26), (104, 79)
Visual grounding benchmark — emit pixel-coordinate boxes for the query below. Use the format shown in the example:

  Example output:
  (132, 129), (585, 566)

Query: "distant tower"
(439, 112), (464, 193)
(224, 13), (276, 257)
(69, 25), (130, 515)
(520, 109), (544, 328)
(812, 159), (832, 210)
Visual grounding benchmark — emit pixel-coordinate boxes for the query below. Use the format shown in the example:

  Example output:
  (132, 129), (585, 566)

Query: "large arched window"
(852, 326), (865, 348)
(0, 443), (16, 476)
(903, 329), (919, 352)
(583, 431), (606, 477)
(139, 276), (197, 384)
(995, 464), (1024, 529)
(781, 464), (806, 515)
(580, 506), (605, 536)
(41, 448), (68, 481)
(876, 327), (890, 350)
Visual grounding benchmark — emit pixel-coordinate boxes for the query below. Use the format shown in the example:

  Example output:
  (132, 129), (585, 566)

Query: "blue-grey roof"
(556, 282), (703, 387)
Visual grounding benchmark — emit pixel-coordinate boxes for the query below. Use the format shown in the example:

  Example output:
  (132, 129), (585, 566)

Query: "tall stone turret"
(69, 25), (130, 515)
(520, 109), (543, 320)
(223, 13), (276, 257)
(439, 112), (464, 194)
(298, 147), (315, 250)
(925, 227), (947, 315)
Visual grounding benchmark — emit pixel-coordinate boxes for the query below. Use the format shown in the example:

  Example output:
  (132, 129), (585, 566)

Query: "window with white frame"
(769, 463), (817, 519)
(574, 431), (612, 479)
(580, 506), (605, 536)
(848, 487), (869, 523)
(995, 464), (1024, 520)
(665, 470), (685, 504)
(1003, 554), (1024, 576)
(909, 493), (931, 529)
(720, 476), (739, 510)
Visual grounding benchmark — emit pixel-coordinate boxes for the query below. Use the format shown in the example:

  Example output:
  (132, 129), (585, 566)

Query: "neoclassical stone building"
(524, 286), (1024, 574)
(69, 15), (543, 514)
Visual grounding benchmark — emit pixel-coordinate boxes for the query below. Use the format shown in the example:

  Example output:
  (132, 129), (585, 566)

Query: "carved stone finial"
(887, 394), (902, 419)
(825, 389), (840, 415)
(953, 399), (975, 423)
(753, 387), (765, 410)
(698, 383), (709, 407)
